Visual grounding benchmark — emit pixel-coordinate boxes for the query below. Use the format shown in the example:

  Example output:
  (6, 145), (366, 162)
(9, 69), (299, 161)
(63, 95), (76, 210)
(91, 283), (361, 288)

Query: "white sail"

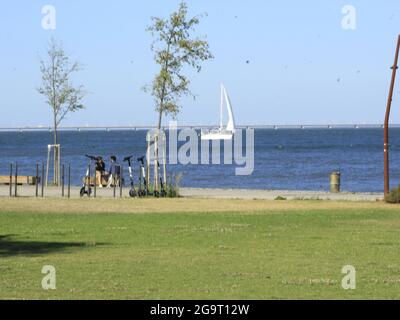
(219, 84), (224, 130)
(201, 84), (236, 140)
(222, 84), (235, 133)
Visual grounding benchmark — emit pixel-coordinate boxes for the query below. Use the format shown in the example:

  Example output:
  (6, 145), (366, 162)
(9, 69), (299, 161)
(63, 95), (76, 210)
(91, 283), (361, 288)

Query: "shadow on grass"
(0, 235), (105, 258)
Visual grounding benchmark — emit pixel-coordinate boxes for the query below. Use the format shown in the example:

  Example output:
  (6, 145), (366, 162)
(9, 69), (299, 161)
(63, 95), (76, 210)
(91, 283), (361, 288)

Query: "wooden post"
(154, 133), (159, 193)
(54, 145), (57, 185)
(14, 163), (18, 197)
(61, 164), (65, 197)
(9, 163), (13, 197)
(68, 164), (71, 199)
(36, 163), (39, 197)
(120, 165), (123, 198)
(88, 164), (91, 198)
(46, 145), (50, 186)
(58, 145), (61, 186)
(94, 164), (97, 198)
(147, 138), (151, 192)
(384, 35), (400, 195)
(162, 131), (167, 186)
(41, 163), (45, 197)
(113, 173), (116, 198)
(46, 144), (61, 186)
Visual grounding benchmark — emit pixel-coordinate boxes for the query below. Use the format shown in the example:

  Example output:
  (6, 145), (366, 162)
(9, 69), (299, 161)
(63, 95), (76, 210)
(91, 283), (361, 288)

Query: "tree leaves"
(146, 1), (214, 127)
(37, 38), (86, 137)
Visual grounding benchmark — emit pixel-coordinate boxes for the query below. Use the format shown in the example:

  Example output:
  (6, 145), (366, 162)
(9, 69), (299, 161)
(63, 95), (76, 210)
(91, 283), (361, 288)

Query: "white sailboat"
(201, 84), (236, 140)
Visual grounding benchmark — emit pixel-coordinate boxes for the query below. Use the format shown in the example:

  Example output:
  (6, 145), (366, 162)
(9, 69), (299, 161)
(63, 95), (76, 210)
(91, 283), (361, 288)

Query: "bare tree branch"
(37, 38), (86, 144)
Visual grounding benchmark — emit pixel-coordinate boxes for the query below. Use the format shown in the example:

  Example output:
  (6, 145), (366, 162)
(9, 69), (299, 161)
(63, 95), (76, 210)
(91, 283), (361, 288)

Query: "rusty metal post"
(384, 35), (400, 195)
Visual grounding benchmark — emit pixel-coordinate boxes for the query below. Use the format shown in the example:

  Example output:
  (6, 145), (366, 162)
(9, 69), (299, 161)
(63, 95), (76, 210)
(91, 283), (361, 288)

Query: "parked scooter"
(123, 155), (137, 198)
(157, 161), (167, 198)
(80, 155), (98, 197)
(137, 156), (149, 197)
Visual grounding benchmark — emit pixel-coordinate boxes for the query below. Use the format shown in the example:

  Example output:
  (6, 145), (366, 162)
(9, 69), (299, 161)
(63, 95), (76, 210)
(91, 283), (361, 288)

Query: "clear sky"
(1, 0), (400, 127)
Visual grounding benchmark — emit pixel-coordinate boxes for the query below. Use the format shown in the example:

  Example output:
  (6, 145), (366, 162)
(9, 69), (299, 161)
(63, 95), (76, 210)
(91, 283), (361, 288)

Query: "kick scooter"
(157, 161), (167, 198)
(80, 155), (98, 197)
(123, 155), (138, 198)
(137, 156), (150, 197)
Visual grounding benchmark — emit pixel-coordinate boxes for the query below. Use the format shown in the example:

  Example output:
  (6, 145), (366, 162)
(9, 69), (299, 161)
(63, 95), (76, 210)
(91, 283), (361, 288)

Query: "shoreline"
(0, 185), (383, 202)
(180, 188), (383, 201)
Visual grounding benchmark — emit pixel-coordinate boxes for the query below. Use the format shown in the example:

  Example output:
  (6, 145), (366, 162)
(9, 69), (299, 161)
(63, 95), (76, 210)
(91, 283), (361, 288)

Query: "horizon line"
(0, 124), (399, 132)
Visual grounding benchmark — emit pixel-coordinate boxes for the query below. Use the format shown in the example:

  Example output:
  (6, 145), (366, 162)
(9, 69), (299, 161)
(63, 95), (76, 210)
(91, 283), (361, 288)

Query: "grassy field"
(0, 198), (399, 300)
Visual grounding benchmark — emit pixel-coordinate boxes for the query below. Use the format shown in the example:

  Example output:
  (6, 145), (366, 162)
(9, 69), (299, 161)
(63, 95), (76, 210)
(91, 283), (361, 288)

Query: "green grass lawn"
(1, 202), (400, 299)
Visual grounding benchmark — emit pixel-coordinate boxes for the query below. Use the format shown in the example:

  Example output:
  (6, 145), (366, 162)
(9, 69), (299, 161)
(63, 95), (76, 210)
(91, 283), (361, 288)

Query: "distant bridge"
(0, 124), (399, 132)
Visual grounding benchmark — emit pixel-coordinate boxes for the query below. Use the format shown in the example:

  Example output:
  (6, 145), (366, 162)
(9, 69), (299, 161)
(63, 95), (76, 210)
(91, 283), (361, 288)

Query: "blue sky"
(0, 0), (400, 127)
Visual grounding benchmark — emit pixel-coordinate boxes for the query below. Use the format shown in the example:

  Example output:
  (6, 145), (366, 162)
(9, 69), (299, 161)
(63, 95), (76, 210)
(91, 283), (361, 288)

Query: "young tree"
(146, 1), (213, 192)
(38, 38), (86, 184)
(146, 1), (214, 129)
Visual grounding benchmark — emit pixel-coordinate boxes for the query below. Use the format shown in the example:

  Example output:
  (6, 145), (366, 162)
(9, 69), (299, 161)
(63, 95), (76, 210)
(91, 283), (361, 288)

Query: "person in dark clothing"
(107, 156), (121, 187)
(95, 157), (106, 187)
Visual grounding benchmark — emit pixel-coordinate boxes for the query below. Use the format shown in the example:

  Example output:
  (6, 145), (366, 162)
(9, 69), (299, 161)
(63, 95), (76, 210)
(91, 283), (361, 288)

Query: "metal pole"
(62, 164), (65, 197)
(9, 163), (13, 197)
(41, 163), (45, 197)
(384, 35), (400, 195)
(14, 163), (18, 197)
(68, 164), (71, 199)
(36, 163), (39, 197)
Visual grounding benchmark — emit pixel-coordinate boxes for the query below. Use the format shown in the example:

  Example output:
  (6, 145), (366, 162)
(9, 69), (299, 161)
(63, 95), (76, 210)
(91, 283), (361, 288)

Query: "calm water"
(0, 129), (399, 192)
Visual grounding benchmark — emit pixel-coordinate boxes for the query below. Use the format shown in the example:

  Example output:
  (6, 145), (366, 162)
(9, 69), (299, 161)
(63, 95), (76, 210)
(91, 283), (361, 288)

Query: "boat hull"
(201, 130), (234, 140)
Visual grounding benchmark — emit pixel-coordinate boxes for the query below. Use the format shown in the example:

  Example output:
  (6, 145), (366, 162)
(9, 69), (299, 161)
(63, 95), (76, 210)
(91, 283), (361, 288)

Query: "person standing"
(107, 156), (121, 188)
(95, 157), (106, 188)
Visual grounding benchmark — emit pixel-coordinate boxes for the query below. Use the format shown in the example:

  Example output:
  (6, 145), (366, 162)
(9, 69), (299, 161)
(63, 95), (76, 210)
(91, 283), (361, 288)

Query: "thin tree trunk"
(53, 117), (58, 146)
(51, 52), (58, 186)
(157, 109), (163, 130)
(155, 82), (167, 191)
(155, 38), (172, 191)
(153, 110), (162, 192)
